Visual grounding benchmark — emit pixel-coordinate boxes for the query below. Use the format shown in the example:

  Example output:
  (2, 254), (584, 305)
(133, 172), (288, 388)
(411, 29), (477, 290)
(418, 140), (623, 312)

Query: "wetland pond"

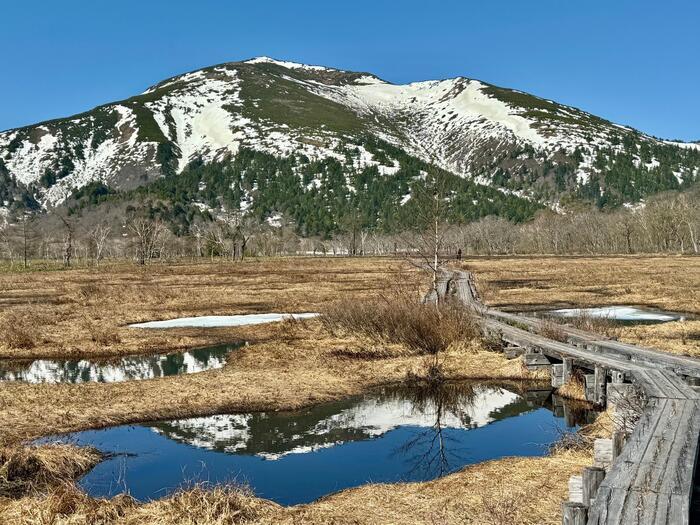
(0, 343), (242, 383)
(44, 382), (596, 505)
(532, 305), (692, 325)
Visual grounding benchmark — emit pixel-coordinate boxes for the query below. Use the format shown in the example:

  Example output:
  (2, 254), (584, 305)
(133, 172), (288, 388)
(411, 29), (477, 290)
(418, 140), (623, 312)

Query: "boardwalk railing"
(431, 270), (700, 525)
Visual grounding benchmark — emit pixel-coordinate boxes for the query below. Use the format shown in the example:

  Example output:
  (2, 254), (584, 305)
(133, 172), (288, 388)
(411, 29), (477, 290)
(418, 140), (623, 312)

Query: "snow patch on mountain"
(147, 69), (245, 172)
(245, 56), (332, 72)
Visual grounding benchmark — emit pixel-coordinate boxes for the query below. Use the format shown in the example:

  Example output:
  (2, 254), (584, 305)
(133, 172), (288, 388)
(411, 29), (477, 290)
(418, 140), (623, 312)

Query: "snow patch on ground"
(551, 306), (682, 322)
(130, 313), (319, 329)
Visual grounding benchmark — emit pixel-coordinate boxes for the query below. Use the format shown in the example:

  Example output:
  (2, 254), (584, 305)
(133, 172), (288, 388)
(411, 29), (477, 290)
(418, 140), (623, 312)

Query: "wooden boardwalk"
(438, 270), (700, 525)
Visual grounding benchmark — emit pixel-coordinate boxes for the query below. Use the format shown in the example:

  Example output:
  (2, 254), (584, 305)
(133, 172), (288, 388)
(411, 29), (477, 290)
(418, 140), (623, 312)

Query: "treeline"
(1, 187), (697, 269)
(449, 189), (699, 255)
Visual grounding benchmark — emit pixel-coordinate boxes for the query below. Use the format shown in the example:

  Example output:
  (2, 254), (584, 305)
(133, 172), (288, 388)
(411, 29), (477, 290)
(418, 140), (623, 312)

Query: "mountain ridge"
(1, 57), (698, 224)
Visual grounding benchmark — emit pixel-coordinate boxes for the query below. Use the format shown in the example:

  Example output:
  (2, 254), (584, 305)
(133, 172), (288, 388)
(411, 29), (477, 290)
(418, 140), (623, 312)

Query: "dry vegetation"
(321, 289), (479, 355)
(460, 255), (700, 356)
(0, 255), (694, 524)
(0, 318), (541, 445)
(0, 445), (101, 499)
(0, 448), (592, 525)
(0, 258), (419, 360)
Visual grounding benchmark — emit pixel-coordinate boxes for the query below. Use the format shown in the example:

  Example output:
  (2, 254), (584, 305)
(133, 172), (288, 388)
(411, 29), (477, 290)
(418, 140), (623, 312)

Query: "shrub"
(567, 312), (621, 338)
(321, 290), (479, 355)
(0, 444), (100, 498)
(539, 319), (568, 343)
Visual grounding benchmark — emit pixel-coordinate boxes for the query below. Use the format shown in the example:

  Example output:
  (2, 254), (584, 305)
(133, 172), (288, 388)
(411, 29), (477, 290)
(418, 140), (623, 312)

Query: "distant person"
(457, 248), (462, 261)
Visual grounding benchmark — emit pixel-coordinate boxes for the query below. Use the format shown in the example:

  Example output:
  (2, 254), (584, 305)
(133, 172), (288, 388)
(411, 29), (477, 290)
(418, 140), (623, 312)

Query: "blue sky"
(2, 0), (698, 140)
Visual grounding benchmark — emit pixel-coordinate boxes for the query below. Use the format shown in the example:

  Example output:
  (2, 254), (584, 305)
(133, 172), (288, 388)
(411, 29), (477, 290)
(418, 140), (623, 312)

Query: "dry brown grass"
(0, 255), (694, 524)
(0, 311), (36, 350)
(0, 258), (427, 361)
(459, 255), (700, 356)
(538, 319), (569, 343)
(0, 449), (590, 525)
(560, 312), (621, 339)
(0, 445), (100, 498)
(556, 374), (587, 402)
(321, 290), (480, 355)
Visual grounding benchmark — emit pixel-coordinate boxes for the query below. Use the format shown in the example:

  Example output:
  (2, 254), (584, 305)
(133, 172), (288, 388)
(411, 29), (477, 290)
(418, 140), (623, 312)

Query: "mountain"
(1, 57), (699, 229)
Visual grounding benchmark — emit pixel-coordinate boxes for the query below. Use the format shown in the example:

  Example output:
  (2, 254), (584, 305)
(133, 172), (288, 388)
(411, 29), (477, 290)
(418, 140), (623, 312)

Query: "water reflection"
(0, 343), (242, 383)
(48, 382), (597, 504)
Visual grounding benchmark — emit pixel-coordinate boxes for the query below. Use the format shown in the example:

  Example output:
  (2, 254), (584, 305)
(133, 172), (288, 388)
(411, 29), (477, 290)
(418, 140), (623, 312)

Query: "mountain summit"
(1, 57), (698, 219)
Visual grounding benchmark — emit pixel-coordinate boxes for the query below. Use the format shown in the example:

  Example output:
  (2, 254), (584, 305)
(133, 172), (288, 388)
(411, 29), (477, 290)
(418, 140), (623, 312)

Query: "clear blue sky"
(2, 0), (698, 140)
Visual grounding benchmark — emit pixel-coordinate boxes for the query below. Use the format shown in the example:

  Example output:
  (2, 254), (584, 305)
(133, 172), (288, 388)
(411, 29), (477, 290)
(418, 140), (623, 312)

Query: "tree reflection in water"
(390, 381), (478, 478)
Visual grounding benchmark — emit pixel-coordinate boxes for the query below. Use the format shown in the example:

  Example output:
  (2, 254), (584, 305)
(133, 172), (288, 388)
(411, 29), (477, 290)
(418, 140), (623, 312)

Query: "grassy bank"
(0, 448), (591, 525)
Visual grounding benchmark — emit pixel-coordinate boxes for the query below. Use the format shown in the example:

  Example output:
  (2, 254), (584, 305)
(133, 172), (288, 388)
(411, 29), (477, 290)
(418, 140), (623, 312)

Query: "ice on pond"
(129, 313), (319, 329)
(551, 306), (683, 322)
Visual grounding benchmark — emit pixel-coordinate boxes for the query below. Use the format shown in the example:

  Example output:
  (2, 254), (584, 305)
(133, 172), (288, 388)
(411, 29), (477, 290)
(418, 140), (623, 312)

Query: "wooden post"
(562, 502), (587, 525)
(563, 357), (573, 382)
(568, 475), (583, 503)
(582, 466), (606, 506)
(594, 365), (607, 405)
(552, 363), (565, 388)
(584, 373), (596, 402)
(594, 438), (614, 469)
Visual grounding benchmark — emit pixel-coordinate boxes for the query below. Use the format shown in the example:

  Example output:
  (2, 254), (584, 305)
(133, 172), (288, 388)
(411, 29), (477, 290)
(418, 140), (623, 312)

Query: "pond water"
(129, 313), (319, 329)
(45, 382), (595, 505)
(537, 305), (690, 325)
(0, 343), (242, 383)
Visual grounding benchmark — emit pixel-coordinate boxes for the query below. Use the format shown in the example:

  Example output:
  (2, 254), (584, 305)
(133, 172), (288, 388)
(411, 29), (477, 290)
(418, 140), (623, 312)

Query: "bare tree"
(58, 215), (75, 268)
(89, 223), (112, 266)
(401, 172), (452, 302)
(6, 216), (39, 269)
(127, 217), (166, 265)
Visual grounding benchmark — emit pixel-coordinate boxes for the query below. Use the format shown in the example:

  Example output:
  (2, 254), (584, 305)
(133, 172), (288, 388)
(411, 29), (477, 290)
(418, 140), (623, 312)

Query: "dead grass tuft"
(538, 320), (568, 343)
(556, 373), (587, 402)
(321, 290), (480, 355)
(477, 485), (530, 525)
(137, 484), (264, 524)
(0, 444), (101, 498)
(81, 317), (121, 346)
(562, 312), (621, 339)
(0, 312), (36, 350)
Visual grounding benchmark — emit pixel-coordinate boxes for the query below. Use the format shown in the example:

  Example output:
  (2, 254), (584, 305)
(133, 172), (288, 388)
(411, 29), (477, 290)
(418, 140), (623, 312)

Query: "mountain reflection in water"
(0, 343), (242, 383)
(48, 382), (596, 504)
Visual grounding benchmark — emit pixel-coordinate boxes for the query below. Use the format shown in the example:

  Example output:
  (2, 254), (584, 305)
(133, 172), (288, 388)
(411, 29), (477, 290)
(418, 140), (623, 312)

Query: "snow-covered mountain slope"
(1, 56), (698, 215)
